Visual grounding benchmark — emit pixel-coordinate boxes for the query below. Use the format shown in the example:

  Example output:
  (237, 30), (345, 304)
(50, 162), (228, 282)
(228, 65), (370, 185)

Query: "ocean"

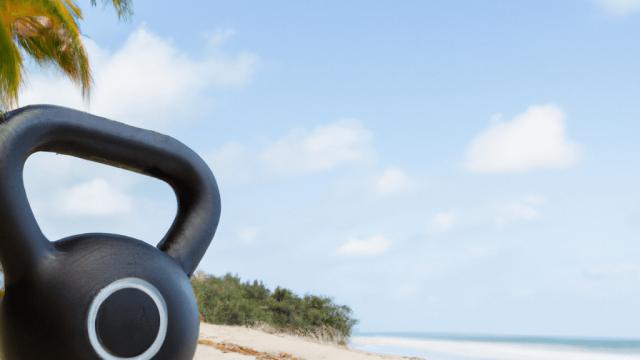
(350, 333), (640, 360)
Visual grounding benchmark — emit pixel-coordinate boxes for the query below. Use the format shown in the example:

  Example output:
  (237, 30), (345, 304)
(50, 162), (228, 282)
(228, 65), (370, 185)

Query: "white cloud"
(496, 196), (546, 226)
(56, 178), (133, 217)
(336, 235), (390, 256)
(238, 227), (258, 244)
(260, 119), (374, 175)
(464, 105), (580, 173)
(374, 167), (412, 195)
(24, 153), (176, 242)
(19, 26), (258, 130)
(595, 0), (640, 16)
(431, 211), (457, 232)
(207, 28), (237, 47)
(207, 119), (375, 184)
(207, 141), (257, 185)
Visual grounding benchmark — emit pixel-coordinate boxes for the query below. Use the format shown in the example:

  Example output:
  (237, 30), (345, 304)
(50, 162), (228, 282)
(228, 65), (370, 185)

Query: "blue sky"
(14, 0), (640, 338)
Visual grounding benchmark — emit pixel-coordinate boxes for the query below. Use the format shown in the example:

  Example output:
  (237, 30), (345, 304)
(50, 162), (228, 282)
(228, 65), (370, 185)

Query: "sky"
(11, 0), (640, 338)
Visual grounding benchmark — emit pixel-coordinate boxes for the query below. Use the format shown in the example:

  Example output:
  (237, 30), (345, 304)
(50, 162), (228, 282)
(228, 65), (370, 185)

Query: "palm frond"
(11, 0), (91, 99)
(0, 17), (23, 109)
(90, 0), (132, 20)
(0, 0), (96, 109)
(0, 0), (134, 109)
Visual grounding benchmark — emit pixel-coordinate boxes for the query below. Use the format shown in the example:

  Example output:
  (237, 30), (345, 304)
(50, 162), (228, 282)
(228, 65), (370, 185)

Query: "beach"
(195, 323), (409, 360)
(195, 325), (640, 360)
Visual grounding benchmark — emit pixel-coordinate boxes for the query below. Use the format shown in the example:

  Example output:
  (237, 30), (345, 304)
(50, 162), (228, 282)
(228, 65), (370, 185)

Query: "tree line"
(191, 272), (357, 345)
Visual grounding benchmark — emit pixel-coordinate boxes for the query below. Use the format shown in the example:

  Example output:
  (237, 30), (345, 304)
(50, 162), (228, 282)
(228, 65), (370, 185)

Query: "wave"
(351, 336), (640, 360)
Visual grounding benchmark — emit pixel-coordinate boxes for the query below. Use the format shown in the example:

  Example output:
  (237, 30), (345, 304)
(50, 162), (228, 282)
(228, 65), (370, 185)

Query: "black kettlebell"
(0, 105), (221, 359)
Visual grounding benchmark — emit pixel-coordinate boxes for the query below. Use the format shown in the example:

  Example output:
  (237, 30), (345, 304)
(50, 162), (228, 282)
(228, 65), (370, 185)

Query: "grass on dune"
(191, 272), (357, 345)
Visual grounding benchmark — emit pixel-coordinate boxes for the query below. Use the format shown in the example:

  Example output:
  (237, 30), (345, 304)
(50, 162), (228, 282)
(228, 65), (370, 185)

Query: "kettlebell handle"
(0, 105), (221, 281)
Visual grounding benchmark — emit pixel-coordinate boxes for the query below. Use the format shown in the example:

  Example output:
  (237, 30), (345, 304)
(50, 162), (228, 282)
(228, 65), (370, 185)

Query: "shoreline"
(195, 325), (640, 360)
(350, 335), (640, 360)
(196, 323), (416, 360)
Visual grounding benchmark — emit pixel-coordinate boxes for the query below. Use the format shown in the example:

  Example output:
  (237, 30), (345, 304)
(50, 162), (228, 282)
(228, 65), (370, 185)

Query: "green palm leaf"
(0, 0), (132, 110)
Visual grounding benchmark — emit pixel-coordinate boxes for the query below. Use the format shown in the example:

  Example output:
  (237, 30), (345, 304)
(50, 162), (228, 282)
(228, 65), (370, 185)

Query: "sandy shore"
(195, 323), (410, 360)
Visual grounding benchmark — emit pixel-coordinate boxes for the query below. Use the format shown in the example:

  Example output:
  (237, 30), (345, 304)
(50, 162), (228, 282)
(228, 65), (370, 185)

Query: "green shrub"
(191, 272), (357, 344)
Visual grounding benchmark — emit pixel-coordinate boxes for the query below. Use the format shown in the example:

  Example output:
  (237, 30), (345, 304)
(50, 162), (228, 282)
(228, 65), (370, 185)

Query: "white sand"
(195, 323), (408, 360)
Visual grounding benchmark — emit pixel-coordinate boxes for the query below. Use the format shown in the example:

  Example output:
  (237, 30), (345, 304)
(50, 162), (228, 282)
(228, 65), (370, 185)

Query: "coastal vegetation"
(191, 272), (358, 345)
(0, 0), (132, 110)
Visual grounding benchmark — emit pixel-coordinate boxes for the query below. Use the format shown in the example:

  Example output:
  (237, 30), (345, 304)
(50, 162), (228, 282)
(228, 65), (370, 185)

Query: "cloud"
(207, 119), (374, 183)
(595, 0), (640, 17)
(238, 227), (259, 244)
(260, 119), (374, 175)
(207, 28), (237, 47)
(207, 141), (257, 185)
(336, 235), (390, 256)
(374, 167), (412, 196)
(464, 105), (579, 173)
(496, 196), (545, 226)
(431, 211), (457, 232)
(24, 153), (176, 242)
(56, 178), (133, 217)
(19, 26), (258, 130)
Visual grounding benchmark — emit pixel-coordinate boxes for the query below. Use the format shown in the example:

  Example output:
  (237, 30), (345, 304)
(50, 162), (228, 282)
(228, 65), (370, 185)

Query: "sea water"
(350, 333), (640, 360)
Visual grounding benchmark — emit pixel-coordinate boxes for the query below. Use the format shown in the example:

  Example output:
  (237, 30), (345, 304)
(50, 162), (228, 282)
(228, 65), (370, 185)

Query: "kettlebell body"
(0, 105), (221, 360)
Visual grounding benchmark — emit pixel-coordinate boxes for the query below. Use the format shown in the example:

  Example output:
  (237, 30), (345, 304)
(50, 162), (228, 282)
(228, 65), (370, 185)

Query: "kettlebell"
(0, 105), (221, 359)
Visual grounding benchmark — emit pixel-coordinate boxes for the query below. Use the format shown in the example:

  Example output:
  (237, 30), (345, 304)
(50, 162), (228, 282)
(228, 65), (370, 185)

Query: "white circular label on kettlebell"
(87, 278), (168, 360)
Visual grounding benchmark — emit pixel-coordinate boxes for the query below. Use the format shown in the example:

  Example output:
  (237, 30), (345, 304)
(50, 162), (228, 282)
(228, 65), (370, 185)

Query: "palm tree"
(0, 0), (131, 110)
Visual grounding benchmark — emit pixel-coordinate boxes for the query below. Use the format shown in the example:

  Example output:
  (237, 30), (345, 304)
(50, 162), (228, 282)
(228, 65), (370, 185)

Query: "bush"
(191, 272), (357, 344)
